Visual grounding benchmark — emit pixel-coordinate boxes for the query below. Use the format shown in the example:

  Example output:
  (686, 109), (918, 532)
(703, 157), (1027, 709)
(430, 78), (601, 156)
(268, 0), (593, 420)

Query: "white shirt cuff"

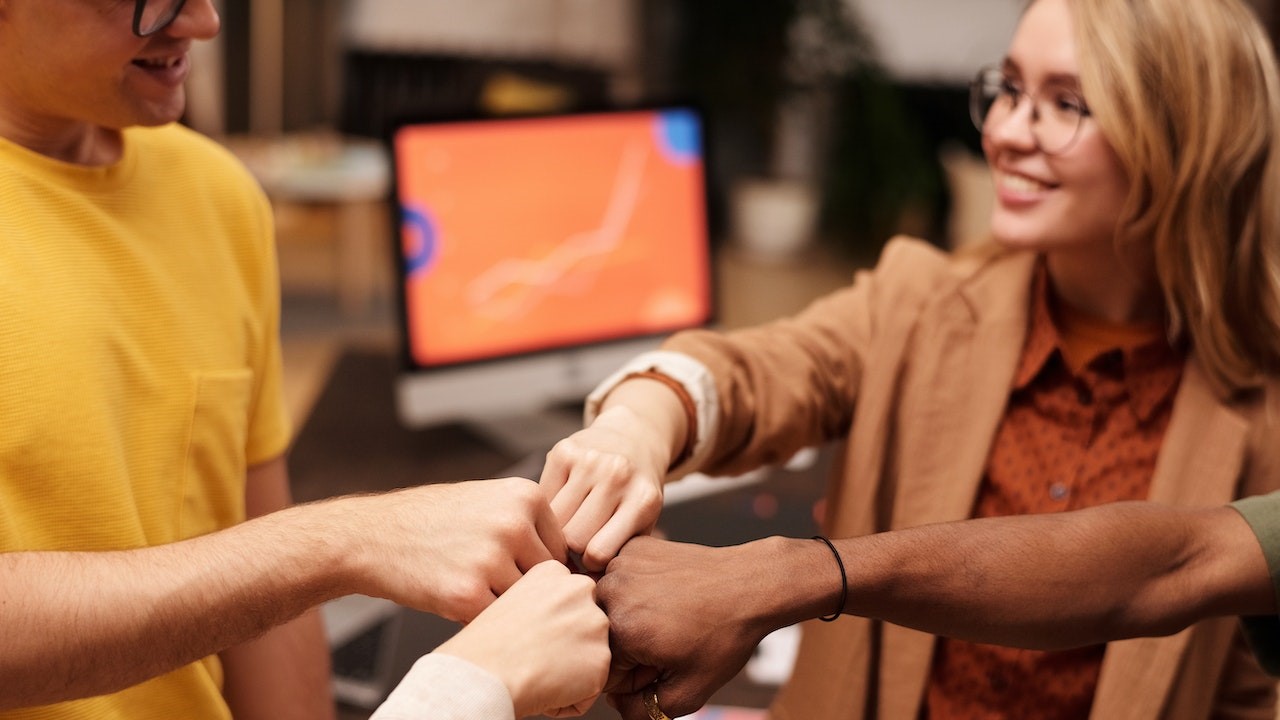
(370, 653), (515, 720)
(583, 350), (720, 480)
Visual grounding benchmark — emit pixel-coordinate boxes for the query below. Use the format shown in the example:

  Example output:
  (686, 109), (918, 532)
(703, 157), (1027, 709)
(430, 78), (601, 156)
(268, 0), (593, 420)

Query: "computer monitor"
(389, 107), (714, 455)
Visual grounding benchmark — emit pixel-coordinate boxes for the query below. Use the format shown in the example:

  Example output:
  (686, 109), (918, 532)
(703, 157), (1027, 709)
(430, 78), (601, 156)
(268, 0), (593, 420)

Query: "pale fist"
(540, 405), (669, 571)
(342, 478), (567, 622)
(438, 561), (611, 717)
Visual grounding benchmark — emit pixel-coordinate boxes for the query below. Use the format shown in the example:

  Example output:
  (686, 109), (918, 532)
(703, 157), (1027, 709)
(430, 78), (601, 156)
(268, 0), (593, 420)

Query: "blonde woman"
(541, 0), (1280, 718)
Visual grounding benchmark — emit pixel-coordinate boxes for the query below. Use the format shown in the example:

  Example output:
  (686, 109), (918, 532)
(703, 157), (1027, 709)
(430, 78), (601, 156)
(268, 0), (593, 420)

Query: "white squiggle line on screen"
(465, 138), (649, 321)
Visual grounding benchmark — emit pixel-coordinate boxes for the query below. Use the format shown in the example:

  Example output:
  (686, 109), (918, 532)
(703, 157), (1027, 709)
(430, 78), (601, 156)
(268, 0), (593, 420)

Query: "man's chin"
(128, 92), (188, 128)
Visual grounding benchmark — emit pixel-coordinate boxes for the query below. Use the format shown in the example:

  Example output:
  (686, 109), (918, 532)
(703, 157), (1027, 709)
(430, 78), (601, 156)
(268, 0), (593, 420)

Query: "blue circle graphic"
(401, 205), (438, 277)
(655, 109), (701, 165)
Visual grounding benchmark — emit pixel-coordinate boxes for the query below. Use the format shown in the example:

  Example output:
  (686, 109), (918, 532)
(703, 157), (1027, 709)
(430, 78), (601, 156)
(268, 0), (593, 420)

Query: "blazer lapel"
(890, 251), (1035, 531)
(879, 252), (1035, 719)
(1091, 359), (1249, 720)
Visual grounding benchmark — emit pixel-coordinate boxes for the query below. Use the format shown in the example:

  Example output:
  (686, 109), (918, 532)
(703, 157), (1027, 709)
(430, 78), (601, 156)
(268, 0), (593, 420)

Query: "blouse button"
(1075, 384), (1094, 405)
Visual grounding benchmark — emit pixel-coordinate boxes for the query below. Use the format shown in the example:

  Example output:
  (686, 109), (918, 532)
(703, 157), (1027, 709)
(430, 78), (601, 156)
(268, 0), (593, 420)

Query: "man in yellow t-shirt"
(0, 2), (595, 719)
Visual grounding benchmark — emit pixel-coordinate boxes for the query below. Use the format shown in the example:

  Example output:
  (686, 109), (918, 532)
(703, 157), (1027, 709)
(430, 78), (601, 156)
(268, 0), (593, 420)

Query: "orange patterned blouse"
(924, 265), (1184, 720)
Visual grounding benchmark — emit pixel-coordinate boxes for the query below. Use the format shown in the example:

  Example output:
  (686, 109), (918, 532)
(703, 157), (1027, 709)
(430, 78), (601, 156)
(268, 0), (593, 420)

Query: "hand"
(339, 477), (568, 622)
(540, 404), (670, 571)
(436, 561), (611, 718)
(596, 537), (778, 720)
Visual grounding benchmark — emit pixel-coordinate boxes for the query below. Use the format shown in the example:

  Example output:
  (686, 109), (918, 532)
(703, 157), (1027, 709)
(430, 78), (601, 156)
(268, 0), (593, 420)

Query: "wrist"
(270, 499), (364, 600)
(609, 372), (697, 470)
(811, 536), (847, 621)
(739, 537), (844, 630)
(595, 395), (687, 474)
(434, 637), (529, 716)
(389, 653), (515, 720)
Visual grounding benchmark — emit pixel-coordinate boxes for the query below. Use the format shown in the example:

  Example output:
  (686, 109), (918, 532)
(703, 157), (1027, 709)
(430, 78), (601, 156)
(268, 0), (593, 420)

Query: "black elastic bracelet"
(812, 535), (847, 622)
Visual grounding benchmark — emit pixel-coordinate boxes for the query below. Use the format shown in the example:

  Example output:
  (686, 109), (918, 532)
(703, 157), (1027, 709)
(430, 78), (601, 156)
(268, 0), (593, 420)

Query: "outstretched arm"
(841, 502), (1271, 645)
(0, 476), (566, 711)
(599, 501), (1274, 720)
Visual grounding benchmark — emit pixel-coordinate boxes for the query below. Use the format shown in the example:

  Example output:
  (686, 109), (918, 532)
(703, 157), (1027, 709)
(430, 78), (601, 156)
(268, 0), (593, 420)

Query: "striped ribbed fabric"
(0, 123), (291, 720)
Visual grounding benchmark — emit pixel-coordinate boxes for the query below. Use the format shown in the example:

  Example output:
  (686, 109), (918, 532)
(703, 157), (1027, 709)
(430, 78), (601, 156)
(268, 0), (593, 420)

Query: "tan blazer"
(668, 237), (1280, 720)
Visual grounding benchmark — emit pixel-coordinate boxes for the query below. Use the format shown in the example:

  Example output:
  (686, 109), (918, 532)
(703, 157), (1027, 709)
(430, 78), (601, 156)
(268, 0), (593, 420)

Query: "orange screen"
(395, 109), (711, 367)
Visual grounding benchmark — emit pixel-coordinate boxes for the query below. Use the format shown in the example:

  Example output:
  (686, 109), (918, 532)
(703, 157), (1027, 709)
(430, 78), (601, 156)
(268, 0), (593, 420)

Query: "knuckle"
(594, 574), (616, 603)
(564, 572), (594, 594)
(590, 608), (611, 636)
(443, 578), (490, 618)
(549, 435), (579, 457)
(603, 453), (637, 479)
(582, 534), (605, 556)
(564, 531), (590, 556)
(632, 481), (663, 510)
(582, 448), (633, 478)
(505, 477), (542, 503)
(535, 559), (567, 577)
(601, 553), (627, 577)
(592, 654), (612, 688)
(491, 512), (532, 541)
(583, 544), (615, 571)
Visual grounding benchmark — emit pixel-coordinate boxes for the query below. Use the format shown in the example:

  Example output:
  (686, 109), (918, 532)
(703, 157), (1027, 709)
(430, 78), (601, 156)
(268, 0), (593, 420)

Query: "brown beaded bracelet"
(617, 369), (698, 470)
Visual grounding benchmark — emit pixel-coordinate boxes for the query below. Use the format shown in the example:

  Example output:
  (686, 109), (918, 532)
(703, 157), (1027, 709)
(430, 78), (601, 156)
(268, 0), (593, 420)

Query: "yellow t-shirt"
(0, 124), (292, 719)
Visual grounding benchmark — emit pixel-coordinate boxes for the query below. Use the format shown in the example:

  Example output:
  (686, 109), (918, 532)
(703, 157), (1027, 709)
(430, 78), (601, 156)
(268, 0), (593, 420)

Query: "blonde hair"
(1071, 0), (1280, 394)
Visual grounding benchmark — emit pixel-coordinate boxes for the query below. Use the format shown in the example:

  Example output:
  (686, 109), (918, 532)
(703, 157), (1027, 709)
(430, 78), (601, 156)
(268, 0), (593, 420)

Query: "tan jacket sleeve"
(664, 237), (950, 477)
(1207, 628), (1278, 720)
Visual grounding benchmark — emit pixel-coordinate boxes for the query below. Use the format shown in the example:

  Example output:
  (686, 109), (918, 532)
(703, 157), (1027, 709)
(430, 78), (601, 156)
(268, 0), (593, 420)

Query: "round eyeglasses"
(969, 64), (1092, 155)
(133, 0), (188, 37)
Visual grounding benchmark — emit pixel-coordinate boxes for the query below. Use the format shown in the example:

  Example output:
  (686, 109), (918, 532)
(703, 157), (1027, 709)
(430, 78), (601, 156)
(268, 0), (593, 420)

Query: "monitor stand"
(458, 401), (587, 479)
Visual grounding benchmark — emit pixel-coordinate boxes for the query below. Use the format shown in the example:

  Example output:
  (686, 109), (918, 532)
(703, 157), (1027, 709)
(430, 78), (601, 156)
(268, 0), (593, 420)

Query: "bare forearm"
(833, 502), (1272, 649)
(221, 609), (336, 720)
(0, 502), (352, 709)
(218, 457), (337, 720)
(602, 503), (1271, 719)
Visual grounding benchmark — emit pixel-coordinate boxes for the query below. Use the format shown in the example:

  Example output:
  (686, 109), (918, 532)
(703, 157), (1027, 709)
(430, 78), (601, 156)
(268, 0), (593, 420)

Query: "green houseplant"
(666, 0), (947, 261)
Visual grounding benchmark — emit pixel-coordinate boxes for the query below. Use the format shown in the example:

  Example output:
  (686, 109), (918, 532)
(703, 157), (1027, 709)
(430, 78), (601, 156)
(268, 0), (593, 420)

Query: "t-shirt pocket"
(178, 369), (252, 540)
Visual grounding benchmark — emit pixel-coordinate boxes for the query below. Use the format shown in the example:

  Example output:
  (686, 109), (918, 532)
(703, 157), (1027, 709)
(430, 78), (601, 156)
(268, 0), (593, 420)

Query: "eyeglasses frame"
(969, 63), (1092, 156)
(132, 0), (188, 38)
